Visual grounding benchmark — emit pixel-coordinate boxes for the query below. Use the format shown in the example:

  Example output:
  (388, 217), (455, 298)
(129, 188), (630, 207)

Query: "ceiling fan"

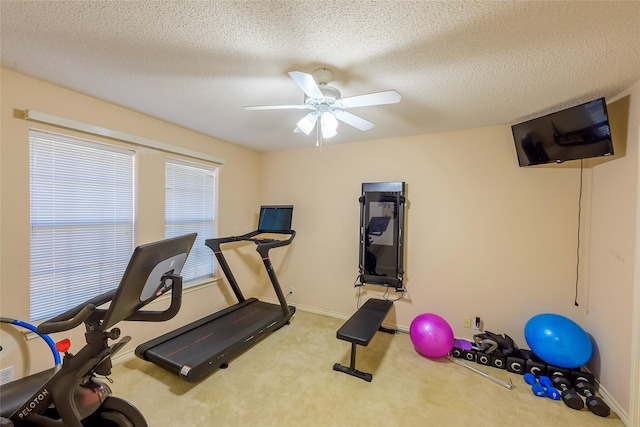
(244, 68), (401, 144)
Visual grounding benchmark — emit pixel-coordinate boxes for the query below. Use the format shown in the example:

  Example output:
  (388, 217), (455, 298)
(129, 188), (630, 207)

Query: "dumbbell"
(523, 373), (546, 397)
(524, 374), (561, 399)
(538, 376), (561, 400)
(573, 376), (610, 417)
(550, 374), (584, 410)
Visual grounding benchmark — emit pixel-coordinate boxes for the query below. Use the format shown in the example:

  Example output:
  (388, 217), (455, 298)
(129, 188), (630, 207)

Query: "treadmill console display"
(258, 205), (293, 233)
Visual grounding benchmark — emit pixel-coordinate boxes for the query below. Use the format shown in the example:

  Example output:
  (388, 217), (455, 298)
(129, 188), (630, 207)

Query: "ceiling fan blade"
(333, 110), (374, 131)
(296, 112), (317, 135)
(244, 104), (310, 110)
(288, 71), (324, 99)
(339, 90), (401, 108)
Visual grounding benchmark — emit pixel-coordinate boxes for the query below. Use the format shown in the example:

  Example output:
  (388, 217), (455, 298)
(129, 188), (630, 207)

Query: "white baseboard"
(596, 381), (629, 425)
(111, 347), (137, 365)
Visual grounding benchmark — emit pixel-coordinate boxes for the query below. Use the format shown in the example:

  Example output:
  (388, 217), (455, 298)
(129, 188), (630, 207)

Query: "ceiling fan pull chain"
(316, 118), (323, 150)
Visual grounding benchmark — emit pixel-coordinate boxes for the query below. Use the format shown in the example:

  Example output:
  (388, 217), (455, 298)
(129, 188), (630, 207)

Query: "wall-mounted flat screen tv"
(512, 98), (613, 167)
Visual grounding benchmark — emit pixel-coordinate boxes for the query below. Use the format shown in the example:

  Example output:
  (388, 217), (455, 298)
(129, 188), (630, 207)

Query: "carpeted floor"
(111, 309), (624, 426)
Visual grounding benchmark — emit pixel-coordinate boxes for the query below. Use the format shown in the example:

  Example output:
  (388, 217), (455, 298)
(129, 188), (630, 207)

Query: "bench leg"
(333, 343), (373, 382)
(349, 342), (357, 368)
(379, 325), (396, 335)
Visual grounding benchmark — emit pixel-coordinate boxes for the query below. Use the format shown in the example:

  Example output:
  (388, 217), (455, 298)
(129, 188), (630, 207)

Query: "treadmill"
(135, 205), (296, 382)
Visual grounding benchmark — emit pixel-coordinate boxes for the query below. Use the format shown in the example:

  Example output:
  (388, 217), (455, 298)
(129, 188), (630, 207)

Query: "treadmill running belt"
(142, 300), (284, 381)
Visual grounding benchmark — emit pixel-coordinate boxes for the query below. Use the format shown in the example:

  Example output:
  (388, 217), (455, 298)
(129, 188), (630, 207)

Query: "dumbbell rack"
(450, 345), (611, 417)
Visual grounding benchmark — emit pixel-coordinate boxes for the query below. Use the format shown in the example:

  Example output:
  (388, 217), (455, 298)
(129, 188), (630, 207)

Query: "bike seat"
(0, 368), (55, 419)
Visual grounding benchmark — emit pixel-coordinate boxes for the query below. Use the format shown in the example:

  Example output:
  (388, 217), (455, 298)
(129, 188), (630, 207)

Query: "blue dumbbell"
(539, 376), (561, 400)
(524, 373), (546, 397)
(524, 373), (561, 399)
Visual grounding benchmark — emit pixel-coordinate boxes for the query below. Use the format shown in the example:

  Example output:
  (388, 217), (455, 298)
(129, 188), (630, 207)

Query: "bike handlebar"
(37, 304), (97, 335)
(35, 272), (185, 335)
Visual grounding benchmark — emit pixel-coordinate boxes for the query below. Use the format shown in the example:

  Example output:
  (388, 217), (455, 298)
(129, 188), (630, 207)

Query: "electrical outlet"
(1, 366), (14, 385)
(289, 287), (294, 295)
(473, 316), (481, 331)
(464, 317), (472, 329)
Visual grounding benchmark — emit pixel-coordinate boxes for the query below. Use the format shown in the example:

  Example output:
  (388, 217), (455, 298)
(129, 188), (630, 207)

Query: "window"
(29, 130), (134, 321)
(165, 159), (217, 283)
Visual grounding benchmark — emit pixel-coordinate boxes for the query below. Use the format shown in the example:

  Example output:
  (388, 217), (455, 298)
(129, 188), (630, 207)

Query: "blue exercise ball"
(524, 313), (593, 369)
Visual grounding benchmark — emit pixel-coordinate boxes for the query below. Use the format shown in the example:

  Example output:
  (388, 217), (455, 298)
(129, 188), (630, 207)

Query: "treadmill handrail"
(205, 230), (295, 253)
(255, 230), (296, 257)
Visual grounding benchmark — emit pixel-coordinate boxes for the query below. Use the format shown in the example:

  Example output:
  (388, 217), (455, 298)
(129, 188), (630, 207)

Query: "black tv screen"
(512, 98), (613, 167)
(258, 205), (293, 233)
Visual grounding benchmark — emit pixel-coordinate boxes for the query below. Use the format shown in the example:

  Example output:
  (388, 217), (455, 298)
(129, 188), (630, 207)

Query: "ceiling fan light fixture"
(296, 113), (317, 135)
(321, 126), (337, 139)
(321, 111), (338, 138)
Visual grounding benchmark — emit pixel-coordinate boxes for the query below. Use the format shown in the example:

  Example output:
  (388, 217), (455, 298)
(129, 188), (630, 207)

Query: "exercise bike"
(0, 233), (197, 426)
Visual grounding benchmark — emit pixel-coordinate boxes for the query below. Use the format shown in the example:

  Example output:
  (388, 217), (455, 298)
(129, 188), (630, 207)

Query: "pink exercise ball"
(409, 313), (455, 358)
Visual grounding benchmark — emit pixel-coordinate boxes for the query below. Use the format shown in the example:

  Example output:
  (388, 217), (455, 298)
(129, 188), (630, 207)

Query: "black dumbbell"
(551, 374), (584, 410)
(573, 376), (610, 417)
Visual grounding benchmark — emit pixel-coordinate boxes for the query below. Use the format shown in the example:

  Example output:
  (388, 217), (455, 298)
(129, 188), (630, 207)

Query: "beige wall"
(1, 67), (638, 421)
(0, 68), (262, 375)
(586, 81), (640, 419)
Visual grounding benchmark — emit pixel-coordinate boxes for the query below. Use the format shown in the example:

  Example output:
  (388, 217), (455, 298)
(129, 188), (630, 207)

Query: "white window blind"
(29, 130), (134, 321)
(165, 159), (217, 283)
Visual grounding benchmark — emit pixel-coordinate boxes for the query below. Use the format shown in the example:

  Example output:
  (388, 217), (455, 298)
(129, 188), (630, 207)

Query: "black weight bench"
(333, 298), (396, 382)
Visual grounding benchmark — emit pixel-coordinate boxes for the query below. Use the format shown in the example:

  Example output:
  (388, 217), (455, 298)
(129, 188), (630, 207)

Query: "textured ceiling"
(2, 1), (640, 151)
